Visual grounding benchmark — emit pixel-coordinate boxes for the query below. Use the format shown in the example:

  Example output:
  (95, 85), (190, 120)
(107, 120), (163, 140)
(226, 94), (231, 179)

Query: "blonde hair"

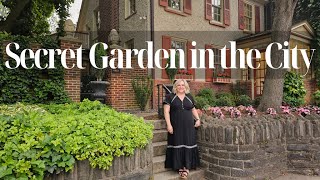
(172, 79), (190, 94)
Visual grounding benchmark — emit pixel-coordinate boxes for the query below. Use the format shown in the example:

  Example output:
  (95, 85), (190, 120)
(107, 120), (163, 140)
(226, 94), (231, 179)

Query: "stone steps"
(153, 141), (167, 157)
(153, 129), (168, 143)
(154, 169), (205, 180)
(153, 155), (170, 174)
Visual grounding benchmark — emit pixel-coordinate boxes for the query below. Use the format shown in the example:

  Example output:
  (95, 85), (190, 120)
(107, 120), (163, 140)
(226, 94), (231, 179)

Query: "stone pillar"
(105, 29), (148, 111)
(61, 19), (82, 102)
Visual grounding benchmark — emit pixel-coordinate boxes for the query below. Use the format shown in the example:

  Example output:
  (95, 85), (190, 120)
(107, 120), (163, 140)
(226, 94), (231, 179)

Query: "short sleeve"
(163, 93), (173, 105)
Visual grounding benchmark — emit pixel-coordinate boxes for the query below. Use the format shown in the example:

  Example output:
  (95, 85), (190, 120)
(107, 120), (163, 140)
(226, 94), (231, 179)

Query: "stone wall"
(197, 114), (320, 179)
(46, 142), (153, 180)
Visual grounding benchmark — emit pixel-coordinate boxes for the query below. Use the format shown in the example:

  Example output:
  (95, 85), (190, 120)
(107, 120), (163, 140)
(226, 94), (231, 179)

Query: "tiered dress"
(163, 93), (200, 170)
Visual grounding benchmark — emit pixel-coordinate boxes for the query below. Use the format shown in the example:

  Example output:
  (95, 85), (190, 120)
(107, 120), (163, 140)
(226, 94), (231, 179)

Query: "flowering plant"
(297, 107), (310, 117)
(230, 108), (241, 118)
(280, 106), (291, 114)
(266, 108), (277, 115)
(246, 106), (257, 117)
(177, 69), (193, 75)
(216, 72), (231, 78)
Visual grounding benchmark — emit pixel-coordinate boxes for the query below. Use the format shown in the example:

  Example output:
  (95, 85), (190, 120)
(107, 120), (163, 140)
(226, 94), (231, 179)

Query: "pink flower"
(266, 108), (277, 115)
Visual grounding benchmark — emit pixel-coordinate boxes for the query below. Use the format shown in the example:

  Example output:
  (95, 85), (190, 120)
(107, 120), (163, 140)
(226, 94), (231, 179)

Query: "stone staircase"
(149, 118), (205, 180)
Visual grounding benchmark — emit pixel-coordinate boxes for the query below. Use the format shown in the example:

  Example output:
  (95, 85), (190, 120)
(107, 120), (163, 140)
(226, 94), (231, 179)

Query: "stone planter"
(46, 142), (153, 180)
(89, 81), (110, 103)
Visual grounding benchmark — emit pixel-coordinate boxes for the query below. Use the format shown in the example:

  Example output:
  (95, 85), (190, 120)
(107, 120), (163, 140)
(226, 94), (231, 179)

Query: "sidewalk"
(275, 174), (320, 180)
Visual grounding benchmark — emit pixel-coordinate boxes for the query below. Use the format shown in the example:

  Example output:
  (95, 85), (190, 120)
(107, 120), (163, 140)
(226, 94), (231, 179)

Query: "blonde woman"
(163, 79), (201, 179)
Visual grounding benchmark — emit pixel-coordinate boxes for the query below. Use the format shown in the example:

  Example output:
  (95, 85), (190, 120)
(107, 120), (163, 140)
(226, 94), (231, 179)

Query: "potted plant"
(213, 71), (231, 83)
(89, 43), (110, 103)
(164, 54), (179, 94)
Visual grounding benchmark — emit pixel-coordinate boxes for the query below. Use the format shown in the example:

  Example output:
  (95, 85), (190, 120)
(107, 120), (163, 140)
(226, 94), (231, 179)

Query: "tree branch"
(0, 0), (31, 32)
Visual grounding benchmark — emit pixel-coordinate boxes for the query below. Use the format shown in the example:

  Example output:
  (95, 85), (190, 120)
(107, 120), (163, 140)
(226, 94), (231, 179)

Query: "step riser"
(153, 160), (170, 174)
(153, 120), (167, 130)
(153, 143), (167, 157)
(153, 170), (205, 180)
(152, 131), (168, 143)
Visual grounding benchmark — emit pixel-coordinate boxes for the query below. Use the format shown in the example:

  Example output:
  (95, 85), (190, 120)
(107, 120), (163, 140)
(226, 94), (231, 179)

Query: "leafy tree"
(0, 0), (74, 36)
(258, 0), (317, 111)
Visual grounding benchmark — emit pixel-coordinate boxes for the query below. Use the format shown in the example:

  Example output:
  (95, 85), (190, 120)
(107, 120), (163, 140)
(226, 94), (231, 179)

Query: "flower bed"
(0, 100), (153, 179)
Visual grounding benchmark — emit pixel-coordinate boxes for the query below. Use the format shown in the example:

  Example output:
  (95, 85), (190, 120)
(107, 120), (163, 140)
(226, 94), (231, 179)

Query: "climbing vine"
(0, 33), (70, 104)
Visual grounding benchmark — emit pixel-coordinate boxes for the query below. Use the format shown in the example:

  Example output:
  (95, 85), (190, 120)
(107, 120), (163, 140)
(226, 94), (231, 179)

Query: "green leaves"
(283, 71), (306, 106)
(131, 76), (153, 111)
(0, 100), (153, 179)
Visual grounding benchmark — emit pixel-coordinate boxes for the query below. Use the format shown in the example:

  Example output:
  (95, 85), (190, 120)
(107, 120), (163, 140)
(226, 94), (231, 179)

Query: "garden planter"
(89, 81), (110, 103)
(175, 74), (193, 81)
(213, 77), (231, 83)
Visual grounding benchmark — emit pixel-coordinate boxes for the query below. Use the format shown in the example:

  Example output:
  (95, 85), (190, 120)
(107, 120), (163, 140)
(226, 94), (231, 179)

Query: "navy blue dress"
(163, 93), (200, 170)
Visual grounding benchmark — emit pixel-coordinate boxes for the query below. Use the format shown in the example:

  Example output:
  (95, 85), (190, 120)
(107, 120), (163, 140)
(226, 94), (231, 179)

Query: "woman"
(163, 79), (201, 179)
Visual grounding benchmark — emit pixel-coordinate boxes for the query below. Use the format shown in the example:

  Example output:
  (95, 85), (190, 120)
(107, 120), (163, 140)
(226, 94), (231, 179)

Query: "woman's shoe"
(178, 169), (188, 179)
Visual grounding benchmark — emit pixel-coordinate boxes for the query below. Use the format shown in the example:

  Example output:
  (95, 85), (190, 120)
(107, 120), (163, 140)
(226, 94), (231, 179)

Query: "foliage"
(283, 71), (306, 107)
(254, 96), (262, 108)
(235, 95), (252, 106)
(91, 43), (107, 81)
(216, 96), (235, 107)
(0, 33), (70, 104)
(312, 90), (320, 106)
(165, 55), (179, 84)
(194, 96), (210, 109)
(0, 100), (153, 179)
(131, 76), (153, 111)
(0, 0), (74, 36)
(196, 88), (216, 106)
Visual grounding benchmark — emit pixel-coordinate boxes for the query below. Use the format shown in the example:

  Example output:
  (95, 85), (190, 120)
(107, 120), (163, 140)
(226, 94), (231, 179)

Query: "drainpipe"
(150, 0), (155, 109)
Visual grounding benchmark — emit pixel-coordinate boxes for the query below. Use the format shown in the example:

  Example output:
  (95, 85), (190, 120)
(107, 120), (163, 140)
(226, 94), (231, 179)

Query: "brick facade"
(60, 37), (82, 102)
(99, 0), (119, 43)
(105, 53), (148, 111)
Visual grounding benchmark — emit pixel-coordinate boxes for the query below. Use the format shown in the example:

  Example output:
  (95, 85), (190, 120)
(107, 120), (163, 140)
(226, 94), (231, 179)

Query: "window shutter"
(225, 49), (231, 77)
(205, 44), (213, 82)
(205, 0), (212, 20)
(162, 36), (171, 79)
(224, 0), (230, 26)
(238, 0), (244, 30)
(159, 0), (168, 7)
(184, 0), (192, 14)
(255, 5), (260, 33)
(187, 41), (195, 79)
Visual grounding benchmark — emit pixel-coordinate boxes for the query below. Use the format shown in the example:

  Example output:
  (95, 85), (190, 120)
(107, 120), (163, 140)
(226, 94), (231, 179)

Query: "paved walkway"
(275, 174), (320, 180)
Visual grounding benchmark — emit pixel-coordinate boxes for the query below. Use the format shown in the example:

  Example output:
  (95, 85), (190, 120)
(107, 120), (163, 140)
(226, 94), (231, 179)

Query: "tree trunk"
(0, 0), (31, 32)
(258, 0), (298, 112)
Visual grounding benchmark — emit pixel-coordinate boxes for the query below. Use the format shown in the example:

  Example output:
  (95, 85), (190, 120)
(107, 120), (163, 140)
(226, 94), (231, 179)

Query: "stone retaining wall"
(197, 114), (320, 179)
(46, 142), (153, 180)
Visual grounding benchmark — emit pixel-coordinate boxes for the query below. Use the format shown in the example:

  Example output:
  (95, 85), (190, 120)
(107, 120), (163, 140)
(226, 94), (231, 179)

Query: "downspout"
(150, 0), (155, 109)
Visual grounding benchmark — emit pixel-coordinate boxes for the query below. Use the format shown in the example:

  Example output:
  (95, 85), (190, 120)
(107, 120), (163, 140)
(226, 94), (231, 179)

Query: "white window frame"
(243, 2), (253, 31)
(168, 0), (183, 11)
(170, 37), (187, 69)
(125, 0), (136, 18)
(211, 0), (224, 24)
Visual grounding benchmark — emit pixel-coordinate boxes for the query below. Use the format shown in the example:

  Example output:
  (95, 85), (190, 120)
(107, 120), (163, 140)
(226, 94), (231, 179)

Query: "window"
(171, 38), (186, 68)
(94, 10), (100, 30)
(255, 51), (266, 96)
(125, 0), (136, 18)
(244, 3), (253, 31)
(168, 0), (182, 11)
(212, 47), (225, 77)
(212, 0), (223, 23)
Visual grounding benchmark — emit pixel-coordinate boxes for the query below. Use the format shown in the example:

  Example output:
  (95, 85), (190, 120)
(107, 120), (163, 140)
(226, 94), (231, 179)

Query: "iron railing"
(157, 84), (173, 118)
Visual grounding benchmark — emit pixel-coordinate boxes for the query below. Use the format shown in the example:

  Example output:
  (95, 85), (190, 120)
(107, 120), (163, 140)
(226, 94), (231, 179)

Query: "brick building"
(76, 0), (317, 110)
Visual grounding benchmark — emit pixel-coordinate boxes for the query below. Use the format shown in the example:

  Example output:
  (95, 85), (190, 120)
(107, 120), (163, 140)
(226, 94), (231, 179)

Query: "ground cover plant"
(0, 100), (153, 179)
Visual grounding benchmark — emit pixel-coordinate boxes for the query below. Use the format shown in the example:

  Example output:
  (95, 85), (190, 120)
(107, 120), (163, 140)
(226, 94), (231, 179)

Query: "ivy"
(0, 33), (70, 104)
(0, 100), (153, 179)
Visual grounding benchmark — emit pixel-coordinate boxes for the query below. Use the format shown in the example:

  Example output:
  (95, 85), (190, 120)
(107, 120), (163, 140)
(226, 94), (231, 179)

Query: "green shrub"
(313, 90), (320, 106)
(194, 96), (210, 109)
(196, 88), (216, 106)
(0, 100), (153, 179)
(254, 96), (262, 108)
(216, 96), (235, 106)
(235, 95), (252, 106)
(283, 71), (306, 107)
(132, 76), (153, 111)
(216, 92), (234, 100)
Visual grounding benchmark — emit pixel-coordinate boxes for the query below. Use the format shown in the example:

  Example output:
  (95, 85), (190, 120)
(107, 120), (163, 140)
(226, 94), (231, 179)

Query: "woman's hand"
(167, 124), (173, 134)
(194, 120), (201, 127)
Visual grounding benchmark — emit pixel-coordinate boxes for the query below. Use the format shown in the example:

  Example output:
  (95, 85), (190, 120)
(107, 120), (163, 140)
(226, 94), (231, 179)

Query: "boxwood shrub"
(0, 100), (153, 179)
